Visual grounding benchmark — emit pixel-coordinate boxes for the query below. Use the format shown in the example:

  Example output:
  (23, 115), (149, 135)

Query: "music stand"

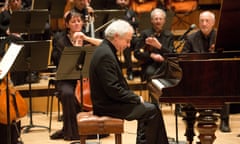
(56, 46), (96, 109)
(32, 0), (66, 19)
(9, 9), (49, 34)
(94, 9), (125, 38)
(11, 40), (51, 133)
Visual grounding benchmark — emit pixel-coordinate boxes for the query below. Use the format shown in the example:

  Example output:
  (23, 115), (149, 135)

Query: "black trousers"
(0, 121), (21, 144)
(56, 80), (81, 139)
(126, 102), (169, 144)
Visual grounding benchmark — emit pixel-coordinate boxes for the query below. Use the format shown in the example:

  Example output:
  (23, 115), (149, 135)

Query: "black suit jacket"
(182, 29), (217, 53)
(89, 39), (141, 119)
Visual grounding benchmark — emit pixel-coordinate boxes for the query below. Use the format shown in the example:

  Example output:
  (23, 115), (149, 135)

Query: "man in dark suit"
(134, 8), (175, 82)
(89, 19), (169, 144)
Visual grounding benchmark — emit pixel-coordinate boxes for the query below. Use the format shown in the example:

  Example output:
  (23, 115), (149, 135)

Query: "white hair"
(150, 8), (166, 19)
(200, 11), (215, 21)
(104, 19), (134, 40)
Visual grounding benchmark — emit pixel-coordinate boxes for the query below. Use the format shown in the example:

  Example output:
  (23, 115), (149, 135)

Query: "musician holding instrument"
(50, 10), (102, 141)
(182, 10), (231, 133)
(134, 8), (174, 82)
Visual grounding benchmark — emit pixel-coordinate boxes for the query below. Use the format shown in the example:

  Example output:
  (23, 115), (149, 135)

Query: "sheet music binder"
(56, 46), (96, 80)
(0, 43), (23, 79)
(32, 0), (66, 18)
(9, 9), (49, 34)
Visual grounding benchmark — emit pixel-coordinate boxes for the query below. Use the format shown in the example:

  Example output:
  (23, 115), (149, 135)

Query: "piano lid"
(215, 0), (240, 52)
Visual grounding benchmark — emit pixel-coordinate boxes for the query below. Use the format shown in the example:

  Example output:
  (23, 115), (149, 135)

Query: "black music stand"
(9, 9), (49, 34)
(32, 0), (66, 18)
(94, 9), (125, 38)
(56, 46), (96, 107)
(11, 40), (51, 133)
(8, 8), (50, 133)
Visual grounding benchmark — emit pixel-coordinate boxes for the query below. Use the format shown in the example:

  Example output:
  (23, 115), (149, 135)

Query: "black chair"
(46, 79), (61, 132)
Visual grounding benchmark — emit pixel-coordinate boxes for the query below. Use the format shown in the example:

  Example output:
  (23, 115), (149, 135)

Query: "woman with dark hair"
(50, 10), (101, 141)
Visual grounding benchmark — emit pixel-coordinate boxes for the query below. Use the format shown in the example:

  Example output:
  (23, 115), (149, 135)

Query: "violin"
(75, 78), (92, 111)
(0, 77), (28, 124)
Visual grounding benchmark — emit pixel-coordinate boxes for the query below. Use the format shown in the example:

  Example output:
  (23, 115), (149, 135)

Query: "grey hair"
(200, 11), (215, 21)
(104, 19), (134, 40)
(150, 8), (166, 19)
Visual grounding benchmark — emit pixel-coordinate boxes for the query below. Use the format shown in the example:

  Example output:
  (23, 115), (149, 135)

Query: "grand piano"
(149, 0), (240, 144)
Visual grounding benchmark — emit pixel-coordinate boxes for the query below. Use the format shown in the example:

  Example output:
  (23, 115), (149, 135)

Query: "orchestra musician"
(182, 10), (231, 133)
(69, 0), (94, 37)
(50, 10), (102, 141)
(134, 8), (175, 82)
(89, 19), (169, 144)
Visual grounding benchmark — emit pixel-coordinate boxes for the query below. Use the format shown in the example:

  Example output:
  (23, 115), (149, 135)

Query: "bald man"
(182, 10), (216, 53)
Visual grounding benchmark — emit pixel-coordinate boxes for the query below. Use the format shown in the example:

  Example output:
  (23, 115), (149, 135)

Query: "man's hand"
(145, 37), (162, 49)
(150, 53), (165, 62)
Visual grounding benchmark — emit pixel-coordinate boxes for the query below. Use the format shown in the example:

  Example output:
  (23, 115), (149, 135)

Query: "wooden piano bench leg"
(115, 133), (122, 144)
(80, 135), (87, 144)
(77, 111), (124, 144)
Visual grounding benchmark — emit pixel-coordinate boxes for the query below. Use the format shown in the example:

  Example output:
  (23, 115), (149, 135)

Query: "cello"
(75, 78), (92, 111)
(0, 76), (28, 124)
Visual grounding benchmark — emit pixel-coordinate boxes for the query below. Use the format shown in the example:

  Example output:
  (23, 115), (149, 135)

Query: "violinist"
(50, 10), (102, 141)
(134, 8), (174, 82)
(70, 0), (94, 37)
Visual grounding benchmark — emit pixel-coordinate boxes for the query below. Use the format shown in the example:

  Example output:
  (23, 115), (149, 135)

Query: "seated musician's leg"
(127, 102), (169, 144)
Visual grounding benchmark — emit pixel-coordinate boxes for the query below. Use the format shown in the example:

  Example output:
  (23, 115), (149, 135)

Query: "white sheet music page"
(0, 43), (23, 79)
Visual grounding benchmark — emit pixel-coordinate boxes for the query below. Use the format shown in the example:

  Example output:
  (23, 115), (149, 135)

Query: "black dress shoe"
(87, 134), (110, 139)
(70, 142), (80, 144)
(64, 135), (80, 141)
(50, 130), (64, 140)
(127, 72), (134, 80)
(219, 119), (231, 132)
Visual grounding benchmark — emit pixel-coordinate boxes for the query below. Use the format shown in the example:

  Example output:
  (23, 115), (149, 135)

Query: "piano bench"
(76, 111), (124, 144)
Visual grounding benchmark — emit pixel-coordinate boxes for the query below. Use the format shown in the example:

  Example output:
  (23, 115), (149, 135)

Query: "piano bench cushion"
(76, 111), (124, 143)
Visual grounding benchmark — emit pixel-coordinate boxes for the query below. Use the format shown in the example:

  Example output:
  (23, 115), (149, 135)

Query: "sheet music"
(0, 43), (23, 79)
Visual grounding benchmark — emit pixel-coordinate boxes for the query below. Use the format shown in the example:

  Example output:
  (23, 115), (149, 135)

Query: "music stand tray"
(32, 0), (66, 18)
(9, 9), (49, 34)
(11, 40), (51, 72)
(56, 45), (96, 80)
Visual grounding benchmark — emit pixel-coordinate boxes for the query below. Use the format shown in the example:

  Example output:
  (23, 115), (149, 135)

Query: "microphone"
(178, 24), (197, 41)
(76, 50), (86, 70)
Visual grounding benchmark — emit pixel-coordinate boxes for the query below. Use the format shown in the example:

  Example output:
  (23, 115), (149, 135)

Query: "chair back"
(169, 0), (198, 13)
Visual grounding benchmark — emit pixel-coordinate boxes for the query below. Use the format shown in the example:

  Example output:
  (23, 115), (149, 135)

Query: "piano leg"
(182, 104), (197, 144)
(196, 109), (218, 144)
